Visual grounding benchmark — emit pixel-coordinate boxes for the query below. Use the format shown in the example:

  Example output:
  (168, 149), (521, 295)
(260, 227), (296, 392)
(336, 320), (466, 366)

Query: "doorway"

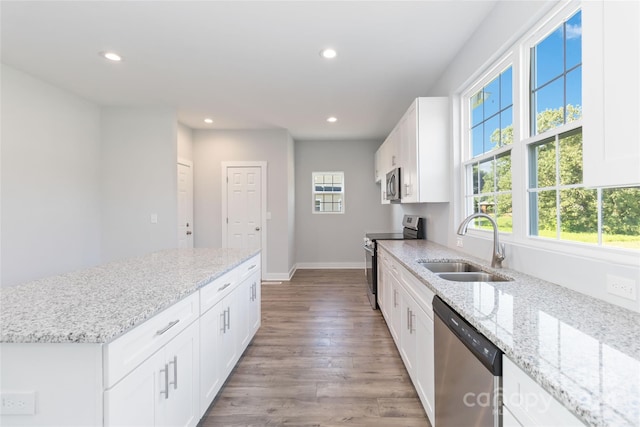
(221, 162), (267, 272)
(177, 159), (194, 248)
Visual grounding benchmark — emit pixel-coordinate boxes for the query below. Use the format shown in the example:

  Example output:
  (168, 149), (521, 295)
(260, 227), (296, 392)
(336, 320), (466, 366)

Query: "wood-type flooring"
(199, 269), (430, 427)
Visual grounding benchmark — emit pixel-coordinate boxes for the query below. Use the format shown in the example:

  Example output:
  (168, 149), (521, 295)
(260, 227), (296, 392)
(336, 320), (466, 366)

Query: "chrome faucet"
(457, 213), (505, 268)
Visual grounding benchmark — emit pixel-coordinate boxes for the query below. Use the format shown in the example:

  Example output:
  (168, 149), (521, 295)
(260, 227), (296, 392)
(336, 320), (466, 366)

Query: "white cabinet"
(375, 125), (400, 203)
(198, 255), (261, 417)
(105, 320), (200, 427)
(377, 248), (435, 426)
(503, 357), (585, 427)
(399, 97), (449, 203)
(583, 0), (640, 187)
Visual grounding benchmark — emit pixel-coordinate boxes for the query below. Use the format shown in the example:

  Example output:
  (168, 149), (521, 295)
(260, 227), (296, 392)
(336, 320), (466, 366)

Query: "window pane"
(531, 190), (557, 237)
(479, 160), (493, 194)
(533, 78), (564, 134)
(559, 188), (597, 243)
(566, 66), (582, 122)
(472, 125), (483, 157)
(602, 187), (640, 249)
(484, 77), (500, 118)
(500, 107), (513, 146)
(501, 67), (513, 108)
(534, 26), (564, 88)
(471, 90), (484, 126)
(566, 11), (582, 70)
(532, 140), (556, 188)
(471, 163), (480, 194)
(333, 174), (342, 184)
(497, 193), (513, 233)
(559, 130), (583, 185)
(484, 114), (500, 153)
(496, 153), (512, 191)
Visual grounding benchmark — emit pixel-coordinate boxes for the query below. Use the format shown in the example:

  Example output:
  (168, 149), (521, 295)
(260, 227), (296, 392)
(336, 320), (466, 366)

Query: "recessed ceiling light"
(327, 116), (338, 123)
(100, 51), (122, 62)
(204, 118), (213, 124)
(320, 48), (337, 59)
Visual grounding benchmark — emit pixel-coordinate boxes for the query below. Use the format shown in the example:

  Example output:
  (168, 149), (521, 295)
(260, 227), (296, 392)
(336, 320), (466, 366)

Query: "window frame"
(457, 1), (638, 265)
(312, 171), (345, 214)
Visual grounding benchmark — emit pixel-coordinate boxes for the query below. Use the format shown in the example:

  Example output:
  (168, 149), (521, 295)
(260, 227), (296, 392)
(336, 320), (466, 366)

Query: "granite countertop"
(0, 248), (260, 344)
(378, 239), (640, 427)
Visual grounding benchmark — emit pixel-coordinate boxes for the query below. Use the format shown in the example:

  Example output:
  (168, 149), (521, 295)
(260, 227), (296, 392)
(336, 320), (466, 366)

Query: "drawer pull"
(218, 282), (232, 292)
(169, 356), (178, 390)
(248, 264), (257, 270)
(160, 364), (169, 399)
(156, 319), (180, 336)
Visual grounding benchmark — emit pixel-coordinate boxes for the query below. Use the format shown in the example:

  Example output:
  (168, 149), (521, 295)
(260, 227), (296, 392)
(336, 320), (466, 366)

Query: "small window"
(312, 172), (344, 214)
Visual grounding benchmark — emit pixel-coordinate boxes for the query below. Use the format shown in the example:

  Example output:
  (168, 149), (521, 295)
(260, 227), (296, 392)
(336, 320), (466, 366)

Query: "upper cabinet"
(583, 0), (640, 187)
(375, 97), (449, 203)
(400, 97), (449, 203)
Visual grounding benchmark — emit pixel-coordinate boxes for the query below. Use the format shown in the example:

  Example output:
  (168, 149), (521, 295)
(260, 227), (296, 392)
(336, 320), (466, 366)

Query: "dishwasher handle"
(433, 296), (502, 376)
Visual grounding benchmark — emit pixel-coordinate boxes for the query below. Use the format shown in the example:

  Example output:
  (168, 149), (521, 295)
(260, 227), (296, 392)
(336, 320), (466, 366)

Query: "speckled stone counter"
(378, 239), (639, 427)
(0, 248), (259, 344)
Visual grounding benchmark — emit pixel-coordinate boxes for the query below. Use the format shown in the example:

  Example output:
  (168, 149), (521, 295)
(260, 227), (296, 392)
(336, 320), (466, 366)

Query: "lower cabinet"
(503, 357), (585, 426)
(105, 320), (200, 427)
(378, 249), (435, 426)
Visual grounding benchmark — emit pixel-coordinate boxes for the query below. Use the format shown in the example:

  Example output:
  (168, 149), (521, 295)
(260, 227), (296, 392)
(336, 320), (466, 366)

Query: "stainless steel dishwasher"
(433, 296), (503, 427)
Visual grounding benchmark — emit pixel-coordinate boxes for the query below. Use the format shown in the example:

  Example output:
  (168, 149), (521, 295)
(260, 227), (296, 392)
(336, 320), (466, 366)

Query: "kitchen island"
(0, 247), (261, 426)
(378, 239), (639, 427)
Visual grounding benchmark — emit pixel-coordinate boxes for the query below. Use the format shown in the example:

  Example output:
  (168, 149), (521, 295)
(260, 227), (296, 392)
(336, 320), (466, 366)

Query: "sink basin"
(436, 272), (512, 282)
(419, 261), (483, 273)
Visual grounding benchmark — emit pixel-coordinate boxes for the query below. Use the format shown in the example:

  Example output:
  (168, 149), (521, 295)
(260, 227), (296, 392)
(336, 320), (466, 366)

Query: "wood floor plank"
(198, 269), (430, 427)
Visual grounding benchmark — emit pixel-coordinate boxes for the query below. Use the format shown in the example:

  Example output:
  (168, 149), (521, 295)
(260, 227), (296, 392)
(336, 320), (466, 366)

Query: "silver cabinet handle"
(393, 290), (397, 308)
(226, 307), (231, 330)
(169, 356), (178, 390)
(218, 282), (232, 292)
(407, 307), (411, 330)
(156, 320), (179, 336)
(409, 310), (415, 334)
(248, 264), (257, 270)
(160, 364), (169, 399)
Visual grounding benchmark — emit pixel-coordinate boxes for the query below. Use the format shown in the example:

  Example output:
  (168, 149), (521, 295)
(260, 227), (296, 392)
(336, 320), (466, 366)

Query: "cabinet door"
(247, 271), (261, 340)
(104, 351), (162, 427)
(400, 101), (418, 203)
(387, 273), (402, 344)
(159, 321), (199, 427)
(583, 0), (640, 187)
(398, 286), (417, 374)
(199, 302), (223, 416)
(377, 255), (388, 319)
(414, 306), (435, 426)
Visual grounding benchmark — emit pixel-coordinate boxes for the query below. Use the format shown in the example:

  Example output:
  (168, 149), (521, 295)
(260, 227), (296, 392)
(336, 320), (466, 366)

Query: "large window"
(312, 172), (344, 213)
(461, 5), (640, 252)
(464, 66), (513, 233)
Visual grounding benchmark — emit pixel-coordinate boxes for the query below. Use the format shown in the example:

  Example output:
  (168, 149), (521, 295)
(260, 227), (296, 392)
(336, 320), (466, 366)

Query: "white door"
(226, 167), (261, 249)
(177, 161), (193, 248)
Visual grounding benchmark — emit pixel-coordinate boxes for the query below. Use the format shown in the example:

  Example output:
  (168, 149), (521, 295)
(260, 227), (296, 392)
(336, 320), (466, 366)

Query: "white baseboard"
(295, 262), (365, 270)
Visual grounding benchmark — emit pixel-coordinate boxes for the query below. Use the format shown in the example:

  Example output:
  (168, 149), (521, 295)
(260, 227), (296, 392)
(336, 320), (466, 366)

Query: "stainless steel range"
(363, 215), (425, 309)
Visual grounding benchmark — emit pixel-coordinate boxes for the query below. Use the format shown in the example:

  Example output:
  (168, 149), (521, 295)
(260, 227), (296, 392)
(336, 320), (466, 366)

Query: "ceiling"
(1, 1), (498, 141)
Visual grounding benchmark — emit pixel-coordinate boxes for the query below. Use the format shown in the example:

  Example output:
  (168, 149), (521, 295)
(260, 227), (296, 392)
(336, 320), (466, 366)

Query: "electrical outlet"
(456, 237), (464, 248)
(0, 392), (36, 415)
(606, 275), (638, 301)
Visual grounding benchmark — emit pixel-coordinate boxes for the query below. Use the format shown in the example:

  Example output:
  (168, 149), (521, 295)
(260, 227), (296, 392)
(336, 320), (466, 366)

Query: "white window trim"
(312, 171), (345, 215)
(456, 0), (639, 267)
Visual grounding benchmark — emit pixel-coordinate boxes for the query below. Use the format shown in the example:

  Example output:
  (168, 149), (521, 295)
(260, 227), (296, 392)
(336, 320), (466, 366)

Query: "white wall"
(177, 122), (193, 162)
(192, 129), (294, 280)
(295, 139), (391, 268)
(1, 64), (102, 286)
(100, 107), (178, 262)
(422, 1), (640, 312)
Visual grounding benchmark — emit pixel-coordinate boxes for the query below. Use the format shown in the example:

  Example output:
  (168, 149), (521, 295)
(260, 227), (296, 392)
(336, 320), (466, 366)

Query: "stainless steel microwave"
(386, 167), (401, 203)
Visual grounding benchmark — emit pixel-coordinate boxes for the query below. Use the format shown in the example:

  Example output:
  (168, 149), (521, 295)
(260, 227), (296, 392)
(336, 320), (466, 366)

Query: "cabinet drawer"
(104, 292), (199, 388)
(238, 255), (260, 282)
(200, 268), (239, 313)
(400, 267), (434, 317)
(503, 357), (584, 426)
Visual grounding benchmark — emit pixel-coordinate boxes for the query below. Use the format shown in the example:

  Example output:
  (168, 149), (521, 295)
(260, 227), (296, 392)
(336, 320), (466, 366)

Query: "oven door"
(364, 244), (377, 309)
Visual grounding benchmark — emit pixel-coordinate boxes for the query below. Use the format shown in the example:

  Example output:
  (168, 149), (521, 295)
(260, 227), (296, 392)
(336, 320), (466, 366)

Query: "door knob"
(186, 231), (192, 235)
(255, 227), (261, 231)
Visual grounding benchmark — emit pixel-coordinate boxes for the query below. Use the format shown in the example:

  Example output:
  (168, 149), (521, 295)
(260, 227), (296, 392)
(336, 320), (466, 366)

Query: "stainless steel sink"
(436, 272), (512, 282)
(419, 261), (482, 273)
